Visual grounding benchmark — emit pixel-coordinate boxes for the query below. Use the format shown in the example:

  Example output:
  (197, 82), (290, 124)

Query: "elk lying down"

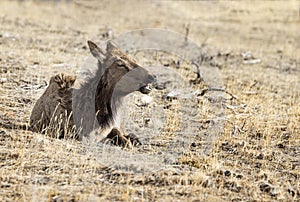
(30, 40), (156, 146)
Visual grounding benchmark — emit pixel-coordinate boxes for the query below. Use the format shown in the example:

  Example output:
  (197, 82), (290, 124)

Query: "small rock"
(241, 51), (253, 60)
(243, 58), (261, 65)
(224, 170), (231, 177)
(165, 90), (181, 99)
(165, 90), (199, 100)
(190, 142), (197, 147)
(241, 51), (261, 64)
(0, 78), (7, 84)
(259, 182), (272, 193)
(257, 153), (264, 159)
(277, 143), (285, 149)
(136, 95), (152, 106)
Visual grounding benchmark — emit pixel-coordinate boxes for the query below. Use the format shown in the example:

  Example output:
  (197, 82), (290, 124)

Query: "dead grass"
(0, 0), (299, 201)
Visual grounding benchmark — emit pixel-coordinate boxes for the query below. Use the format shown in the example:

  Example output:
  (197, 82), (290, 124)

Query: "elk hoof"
(126, 133), (142, 146)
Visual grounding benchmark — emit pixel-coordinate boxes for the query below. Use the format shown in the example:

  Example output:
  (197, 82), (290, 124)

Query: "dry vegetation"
(0, 0), (299, 201)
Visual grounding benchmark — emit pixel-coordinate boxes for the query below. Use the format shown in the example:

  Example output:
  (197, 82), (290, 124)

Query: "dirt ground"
(0, 0), (299, 201)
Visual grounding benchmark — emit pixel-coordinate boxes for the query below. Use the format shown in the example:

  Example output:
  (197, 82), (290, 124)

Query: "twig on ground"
(198, 87), (238, 101)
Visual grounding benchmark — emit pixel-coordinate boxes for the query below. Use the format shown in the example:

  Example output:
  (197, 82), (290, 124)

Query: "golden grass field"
(0, 0), (299, 201)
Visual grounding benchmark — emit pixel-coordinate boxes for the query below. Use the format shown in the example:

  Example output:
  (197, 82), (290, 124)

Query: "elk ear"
(53, 73), (65, 84)
(87, 40), (105, 61)
(106, 40), (118, 53)
(67, 75), (76, 87)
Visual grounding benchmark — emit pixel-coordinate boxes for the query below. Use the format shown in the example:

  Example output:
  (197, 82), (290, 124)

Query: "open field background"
(0, 0), (299, 201)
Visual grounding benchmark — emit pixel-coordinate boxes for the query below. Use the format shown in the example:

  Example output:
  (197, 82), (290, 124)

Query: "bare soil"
(0, 0), (299, 201)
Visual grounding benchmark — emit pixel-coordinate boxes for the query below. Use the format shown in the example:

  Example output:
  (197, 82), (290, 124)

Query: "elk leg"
(125, 133), (142, 146)
(105, 128), (141, 147)
(106, 128), (130, 147)
(120, 124), (141, 146)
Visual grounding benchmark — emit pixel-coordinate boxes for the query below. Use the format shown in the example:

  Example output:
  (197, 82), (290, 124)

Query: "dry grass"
(0, 0), (299, 201)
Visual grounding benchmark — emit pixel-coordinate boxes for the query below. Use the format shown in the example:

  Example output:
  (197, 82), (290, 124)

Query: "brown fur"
(30, 40), (155, 146)
(30, 73), (76, 138)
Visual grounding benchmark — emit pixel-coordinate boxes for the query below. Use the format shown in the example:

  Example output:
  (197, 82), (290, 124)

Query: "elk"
(30, 40), (156, 146)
